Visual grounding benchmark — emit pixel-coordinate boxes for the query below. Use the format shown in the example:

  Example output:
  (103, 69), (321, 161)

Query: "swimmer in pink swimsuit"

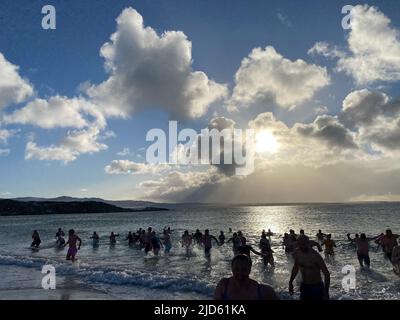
(64, 229), (82, 262)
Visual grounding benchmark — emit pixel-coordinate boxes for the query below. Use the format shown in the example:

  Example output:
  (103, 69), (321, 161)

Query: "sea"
(0, 203), (399, 300)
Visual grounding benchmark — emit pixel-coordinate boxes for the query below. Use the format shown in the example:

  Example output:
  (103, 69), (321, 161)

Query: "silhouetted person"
(289, 235), (330, 300)
(214, 254), (278, 300)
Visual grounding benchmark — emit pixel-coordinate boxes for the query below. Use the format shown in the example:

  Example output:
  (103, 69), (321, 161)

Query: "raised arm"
(249, 246), (263, 256)
(212, 236), (220, 246)
(367, 234), (381, 242)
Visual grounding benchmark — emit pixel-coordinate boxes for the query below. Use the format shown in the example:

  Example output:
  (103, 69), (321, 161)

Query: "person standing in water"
(237, 231), (247, 246)
(151, 231), (162, 256)
(347, 233), (379, 268)
(193, 229), (203, 245)
(282, 233), (295, 254)
(266, 229), (274, 238)
(202, 229), (219, 260)
(236, 242), (264, 266)
(109, 232), (119, 245)
(126, 232), (135, 245)
(380, 229), (399, 262)
(64, 229), (82, 262)
(214, 254), (279, 300)
(31, 230), (41, 248)
(181, 230), (193, 255)
(90, 232), (100, 246)
(144, 227), (153, 254)
(55, 228), (65, 247)
(55, 228), (65, 237)
(218, 231), (226, 245)
(316, 230), (326, 241)
(289, 235), (330, 300)
(161, 229), (172, 254)
(321, 234), (336, 258)
(259, 234), (274, 267)
(227, 232), (242, 255)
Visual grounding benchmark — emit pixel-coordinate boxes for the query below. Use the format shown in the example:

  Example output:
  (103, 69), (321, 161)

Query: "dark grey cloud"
(295, 115), (358, 149)
(340, 89), (400, 128)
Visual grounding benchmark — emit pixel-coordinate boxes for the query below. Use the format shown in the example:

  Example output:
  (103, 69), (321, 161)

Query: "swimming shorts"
(67, 247), (78, 257)
(300, 282), (325, 300)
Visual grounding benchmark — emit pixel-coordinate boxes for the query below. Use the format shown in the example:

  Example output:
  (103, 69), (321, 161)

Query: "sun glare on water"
(255, 130), (279, 154)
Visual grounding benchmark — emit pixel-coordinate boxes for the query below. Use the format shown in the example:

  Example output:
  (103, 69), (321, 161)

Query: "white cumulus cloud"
(0, 53), (34, 110)
(309, 5), (400, 85)
(87, 7), (228, 120)
(227, 46), (330, 111)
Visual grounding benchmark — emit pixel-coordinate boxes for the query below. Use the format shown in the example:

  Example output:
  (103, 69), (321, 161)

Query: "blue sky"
(1, 1), (400, 202)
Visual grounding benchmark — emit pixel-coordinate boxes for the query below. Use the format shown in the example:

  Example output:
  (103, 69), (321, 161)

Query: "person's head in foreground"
(297, 235), (310, 252)
(213, 254), (279, 300)
(69, 229), (75, 236)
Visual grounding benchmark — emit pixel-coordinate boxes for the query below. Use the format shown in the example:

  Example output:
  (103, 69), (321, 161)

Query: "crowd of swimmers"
(30, 227), (400, 300)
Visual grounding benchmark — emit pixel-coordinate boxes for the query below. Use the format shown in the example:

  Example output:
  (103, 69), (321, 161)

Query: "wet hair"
(360, 233), (366, 240)
(231, 254), (252, 269)
(69, 229), (75, 235)
(205, 229), (210, 234)
(386, 229), (392, 234)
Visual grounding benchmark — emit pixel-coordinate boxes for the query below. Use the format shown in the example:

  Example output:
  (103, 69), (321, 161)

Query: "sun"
(255, 130), (279, 154)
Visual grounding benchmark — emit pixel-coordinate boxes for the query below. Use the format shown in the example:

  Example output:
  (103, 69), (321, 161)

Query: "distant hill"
(12, 196), (157, 209)
(0, 199), (169, 216)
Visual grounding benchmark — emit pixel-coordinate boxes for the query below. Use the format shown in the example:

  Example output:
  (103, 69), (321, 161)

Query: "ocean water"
(0, 203), (400, 300)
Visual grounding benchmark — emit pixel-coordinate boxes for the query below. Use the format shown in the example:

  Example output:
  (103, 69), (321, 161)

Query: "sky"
(1, 0), (400, 203)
